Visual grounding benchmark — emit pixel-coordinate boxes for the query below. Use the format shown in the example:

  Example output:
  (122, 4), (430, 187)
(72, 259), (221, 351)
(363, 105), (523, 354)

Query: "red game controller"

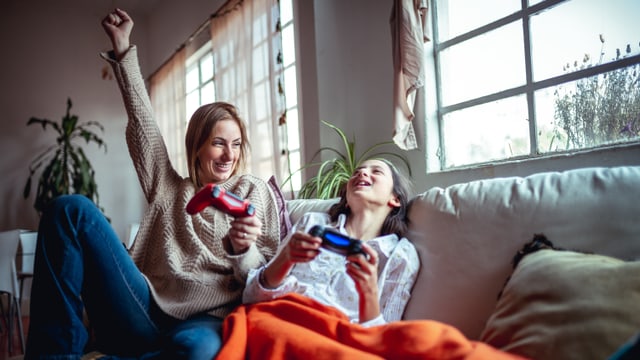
(186, 184), (255, 217)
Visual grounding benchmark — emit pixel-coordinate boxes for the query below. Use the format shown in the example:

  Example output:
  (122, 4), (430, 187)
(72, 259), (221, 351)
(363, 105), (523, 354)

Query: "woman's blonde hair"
(185, 102), (250, 187)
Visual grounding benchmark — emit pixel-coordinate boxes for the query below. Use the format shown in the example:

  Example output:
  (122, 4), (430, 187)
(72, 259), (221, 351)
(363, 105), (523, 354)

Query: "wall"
(0, 0), (222, 242)
(0, 1), (148, 241)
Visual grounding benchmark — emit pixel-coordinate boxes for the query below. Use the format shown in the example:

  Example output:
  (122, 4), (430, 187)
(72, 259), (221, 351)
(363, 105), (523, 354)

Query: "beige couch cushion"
(480, 248), (640, 360)
(403, 166), (640, 339)
(286, 198), (339, 225)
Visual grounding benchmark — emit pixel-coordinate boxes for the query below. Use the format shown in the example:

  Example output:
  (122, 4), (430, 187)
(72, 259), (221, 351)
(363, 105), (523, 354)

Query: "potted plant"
(285, 121), (411, 199)
(23, 98), (108, 215)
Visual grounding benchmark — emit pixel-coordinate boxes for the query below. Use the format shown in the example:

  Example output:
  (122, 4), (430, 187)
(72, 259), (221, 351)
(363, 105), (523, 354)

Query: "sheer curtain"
(149, 47), (187, 176)
(209, 0), (286, 182)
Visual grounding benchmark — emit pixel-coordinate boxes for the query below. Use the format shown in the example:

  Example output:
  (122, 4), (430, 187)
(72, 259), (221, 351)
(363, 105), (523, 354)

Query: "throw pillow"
(267, 176), (292, 241)
(480, 236), (640, 360)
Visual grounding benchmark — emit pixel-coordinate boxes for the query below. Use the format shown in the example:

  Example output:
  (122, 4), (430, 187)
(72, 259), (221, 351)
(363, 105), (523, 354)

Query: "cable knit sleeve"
(100, 46), (181, 204)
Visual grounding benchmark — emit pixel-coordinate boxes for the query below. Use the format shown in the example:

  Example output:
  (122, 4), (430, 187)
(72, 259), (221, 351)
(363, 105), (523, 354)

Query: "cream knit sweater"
(102, 46), (280, 320)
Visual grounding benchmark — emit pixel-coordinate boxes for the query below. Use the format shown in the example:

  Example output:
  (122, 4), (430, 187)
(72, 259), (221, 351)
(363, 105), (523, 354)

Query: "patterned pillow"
(267, 176), (291, 241)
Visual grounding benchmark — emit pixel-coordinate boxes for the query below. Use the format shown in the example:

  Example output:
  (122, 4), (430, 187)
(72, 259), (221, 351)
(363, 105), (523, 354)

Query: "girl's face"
(197, 119), (242, 184)
(346, 159), (400, 210)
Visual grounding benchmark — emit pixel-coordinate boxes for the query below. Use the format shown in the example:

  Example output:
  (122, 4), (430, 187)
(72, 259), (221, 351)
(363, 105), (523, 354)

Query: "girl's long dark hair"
(328, 158), (412, 238)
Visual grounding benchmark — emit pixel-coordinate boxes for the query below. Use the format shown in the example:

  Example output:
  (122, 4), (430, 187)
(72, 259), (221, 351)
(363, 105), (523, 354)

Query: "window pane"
(536, 66), (640, 153)
(284, 65), (298, 108)
(200, 52), (213, 83)
(286, 108), (300, 150)
(253, 13), (268, 46)
(253, 42), (269, 81)
(201, 81), (215, 104)
(280, 0), (293, 25)
(287, 150), (301, 190)
(440, 21), (525, 105)
(255, 120), (273, 158)
(254, 83), (270, 121)
(531, 0), (640, 81)
(444, 96), (530, 167)
(186, 91), (199, 122)
(436, 0), (520, 41)
(282, 25), (296, 67)
(186, 66), (199, 93)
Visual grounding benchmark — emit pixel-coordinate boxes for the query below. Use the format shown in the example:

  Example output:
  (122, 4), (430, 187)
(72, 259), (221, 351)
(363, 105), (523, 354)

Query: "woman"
(25, 8), (280, 360)
(244, 158), (420, 325)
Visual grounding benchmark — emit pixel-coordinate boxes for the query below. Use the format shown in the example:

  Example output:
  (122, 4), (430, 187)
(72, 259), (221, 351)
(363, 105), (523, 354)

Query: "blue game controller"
(308, 225), (367, 257)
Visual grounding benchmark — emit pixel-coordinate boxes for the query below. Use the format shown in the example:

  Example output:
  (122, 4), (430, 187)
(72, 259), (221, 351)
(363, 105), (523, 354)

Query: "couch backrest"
(403, 166), (640, 340)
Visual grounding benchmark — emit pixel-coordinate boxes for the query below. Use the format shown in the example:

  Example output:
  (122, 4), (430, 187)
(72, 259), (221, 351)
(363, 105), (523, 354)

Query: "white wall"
(0, 0), (222, 241)
(1, 1), (145, 240)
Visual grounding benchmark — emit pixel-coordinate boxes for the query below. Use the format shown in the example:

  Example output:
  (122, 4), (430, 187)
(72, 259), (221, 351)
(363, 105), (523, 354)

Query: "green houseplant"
(23, 98), (108, 215)
(286, 121), (411, 199)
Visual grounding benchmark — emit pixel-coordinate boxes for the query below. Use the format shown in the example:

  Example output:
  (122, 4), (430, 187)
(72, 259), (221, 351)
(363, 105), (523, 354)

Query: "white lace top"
(243, 212), (420, 327)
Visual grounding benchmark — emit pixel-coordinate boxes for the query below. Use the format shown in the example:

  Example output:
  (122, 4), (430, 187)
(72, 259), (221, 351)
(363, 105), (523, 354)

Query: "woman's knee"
(44, 194), (97, 218)
(52, 193), (95, 207)
(167, 322), (222, 360)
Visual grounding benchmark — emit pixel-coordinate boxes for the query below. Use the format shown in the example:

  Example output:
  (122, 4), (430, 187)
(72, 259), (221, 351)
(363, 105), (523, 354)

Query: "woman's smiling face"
(197, 118), (242, 184)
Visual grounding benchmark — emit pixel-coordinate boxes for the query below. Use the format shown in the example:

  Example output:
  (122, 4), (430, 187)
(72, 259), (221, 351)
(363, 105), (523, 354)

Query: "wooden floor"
(0, 315), (27, 360)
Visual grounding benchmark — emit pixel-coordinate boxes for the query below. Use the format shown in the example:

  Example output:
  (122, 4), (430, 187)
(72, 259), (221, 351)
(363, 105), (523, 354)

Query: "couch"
(286, 165), (640, 360)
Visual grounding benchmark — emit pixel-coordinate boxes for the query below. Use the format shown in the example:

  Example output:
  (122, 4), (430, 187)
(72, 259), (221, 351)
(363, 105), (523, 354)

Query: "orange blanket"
(217, 293), (527, 360)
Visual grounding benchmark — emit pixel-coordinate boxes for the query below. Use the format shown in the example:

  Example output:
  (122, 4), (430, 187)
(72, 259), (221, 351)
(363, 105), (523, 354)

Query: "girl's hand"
(346, 243), (381, 323)
(259, 231), (321, 289)
(229, 215), (263, 254)
(101, 8), (133, 59)
(283, 231), (322, 264)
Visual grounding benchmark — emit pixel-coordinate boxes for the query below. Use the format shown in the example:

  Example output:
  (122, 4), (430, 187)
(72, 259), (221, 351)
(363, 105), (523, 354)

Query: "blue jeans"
(25, 195), (223, 360)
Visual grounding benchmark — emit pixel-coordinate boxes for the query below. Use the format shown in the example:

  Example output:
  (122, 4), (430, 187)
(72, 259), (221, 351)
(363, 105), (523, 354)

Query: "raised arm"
(100, 8), (180, 204)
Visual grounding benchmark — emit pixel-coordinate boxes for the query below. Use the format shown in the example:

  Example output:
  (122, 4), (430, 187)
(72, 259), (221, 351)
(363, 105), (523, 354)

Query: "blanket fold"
(217, 293), (526, 360)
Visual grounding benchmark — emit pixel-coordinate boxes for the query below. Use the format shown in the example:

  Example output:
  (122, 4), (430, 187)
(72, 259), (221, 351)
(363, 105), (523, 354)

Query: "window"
(278, 0), (303, 194)
(429, 0), (640, 170)
(186, 43), (215, 120)
(177, 0), (301, 188)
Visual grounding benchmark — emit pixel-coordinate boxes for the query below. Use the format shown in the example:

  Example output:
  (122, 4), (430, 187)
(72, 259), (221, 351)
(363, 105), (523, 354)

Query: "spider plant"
(285, 121), (411, 199)
(23, 98), (108, 215)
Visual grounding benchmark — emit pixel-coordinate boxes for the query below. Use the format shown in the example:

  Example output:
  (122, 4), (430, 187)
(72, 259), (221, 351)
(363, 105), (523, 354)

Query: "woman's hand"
(346, 243), (381, 323)
(229, 215), (263, 255)
(101, 8), (133, 59)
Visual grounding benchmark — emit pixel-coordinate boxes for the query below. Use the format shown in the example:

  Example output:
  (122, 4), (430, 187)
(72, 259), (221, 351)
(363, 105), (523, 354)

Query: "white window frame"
(426, 0), (640, 172)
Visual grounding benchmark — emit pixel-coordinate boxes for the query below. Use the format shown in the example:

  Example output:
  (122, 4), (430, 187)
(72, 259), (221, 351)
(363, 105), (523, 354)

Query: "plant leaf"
(292, 120), (412, 199)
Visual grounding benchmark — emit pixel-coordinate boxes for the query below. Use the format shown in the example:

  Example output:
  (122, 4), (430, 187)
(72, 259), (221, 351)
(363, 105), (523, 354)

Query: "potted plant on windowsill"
(286, 121), (411, 199)
(23, 98), (108, 216)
